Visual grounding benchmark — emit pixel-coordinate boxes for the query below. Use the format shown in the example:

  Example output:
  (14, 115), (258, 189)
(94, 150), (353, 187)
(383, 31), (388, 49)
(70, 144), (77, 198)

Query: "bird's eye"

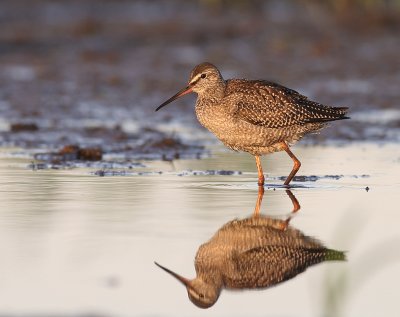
(201, 73), (206, 79)
(199, 293), (204, 298)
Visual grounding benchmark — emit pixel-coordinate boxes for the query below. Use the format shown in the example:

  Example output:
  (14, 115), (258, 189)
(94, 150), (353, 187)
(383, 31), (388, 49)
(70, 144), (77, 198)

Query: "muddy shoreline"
(1, 1), (399, 164)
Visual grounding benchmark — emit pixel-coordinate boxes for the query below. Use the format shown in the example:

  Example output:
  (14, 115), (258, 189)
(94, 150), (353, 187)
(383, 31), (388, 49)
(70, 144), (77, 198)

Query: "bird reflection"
(155, 188), (346, 308)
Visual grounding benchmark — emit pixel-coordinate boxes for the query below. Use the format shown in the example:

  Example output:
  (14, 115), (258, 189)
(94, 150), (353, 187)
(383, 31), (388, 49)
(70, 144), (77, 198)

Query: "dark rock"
(10, 123), (39, 132)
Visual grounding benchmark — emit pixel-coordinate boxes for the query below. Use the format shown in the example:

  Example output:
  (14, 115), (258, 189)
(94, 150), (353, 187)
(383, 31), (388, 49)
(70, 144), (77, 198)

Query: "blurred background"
(0, 0), (399, 150)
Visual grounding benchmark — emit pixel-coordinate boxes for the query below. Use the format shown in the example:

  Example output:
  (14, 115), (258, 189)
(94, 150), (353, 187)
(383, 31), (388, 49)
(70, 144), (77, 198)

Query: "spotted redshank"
(156, 63), (349, 186)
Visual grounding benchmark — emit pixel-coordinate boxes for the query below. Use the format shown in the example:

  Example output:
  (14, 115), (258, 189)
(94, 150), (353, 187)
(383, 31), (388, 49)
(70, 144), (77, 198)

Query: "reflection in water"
(155, 188), (346, 308)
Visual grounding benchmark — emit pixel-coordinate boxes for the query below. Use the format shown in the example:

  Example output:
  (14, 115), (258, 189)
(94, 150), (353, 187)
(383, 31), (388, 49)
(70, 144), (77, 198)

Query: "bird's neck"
(198, 80), (226, 102)
(196, 267), (224, 289)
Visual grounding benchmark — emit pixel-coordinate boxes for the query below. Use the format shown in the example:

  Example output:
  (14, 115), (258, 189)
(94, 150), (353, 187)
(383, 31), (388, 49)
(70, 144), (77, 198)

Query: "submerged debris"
(177, 170), (242, 176)
(29, 160), (145, 171)
(278, 175), (344, 182)
(94, 170), (131, 177)
(35, 144), (103, 163)
(90, 169), (242, 177)
(29, 161), (48, 170)
(10, 123), (39, 132)
(59, 144), (103, 161)
(352, 174), (370, 178)
(92, 170), (162, 177)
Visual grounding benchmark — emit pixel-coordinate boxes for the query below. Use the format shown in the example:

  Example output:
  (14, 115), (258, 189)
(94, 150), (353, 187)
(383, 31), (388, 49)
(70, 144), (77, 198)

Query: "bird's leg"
(281, 142), (301, 186)
(275, 190), (301, 231)
(253, 185), (265, 217)
(254, 155), (265, 186)
(286, 190), (300, 214)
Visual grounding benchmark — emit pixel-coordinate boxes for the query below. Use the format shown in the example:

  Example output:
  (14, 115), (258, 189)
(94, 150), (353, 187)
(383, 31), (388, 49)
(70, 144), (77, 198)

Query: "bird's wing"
(228, 245), (330, 288)
(229, 80), (348, 128)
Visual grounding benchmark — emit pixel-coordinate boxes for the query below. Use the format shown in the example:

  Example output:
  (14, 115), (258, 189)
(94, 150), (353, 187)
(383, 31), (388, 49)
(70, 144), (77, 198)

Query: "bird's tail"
(305, 106), (350, 123)
(324, 249), (347, 262)
(331, 106), (350, 121)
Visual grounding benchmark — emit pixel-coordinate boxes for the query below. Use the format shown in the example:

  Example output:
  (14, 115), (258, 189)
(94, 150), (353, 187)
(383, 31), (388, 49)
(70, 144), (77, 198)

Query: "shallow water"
(1, 0), (400, 153)
(0, 143), (399, 317)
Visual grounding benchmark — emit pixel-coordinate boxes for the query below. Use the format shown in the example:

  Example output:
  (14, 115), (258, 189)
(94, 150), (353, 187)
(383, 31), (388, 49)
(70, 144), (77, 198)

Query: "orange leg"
(286, 189), (300, 213)
(254, 155), (265, 186)
(253, 185), (265, 217)
(251, 186), (300, 227)
(281, 142), (301, 186)
(276, 190), (301, 230)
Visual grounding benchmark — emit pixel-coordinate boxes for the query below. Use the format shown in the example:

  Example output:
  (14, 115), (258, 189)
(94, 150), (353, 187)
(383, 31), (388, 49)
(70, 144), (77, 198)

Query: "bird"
(155, 209), (346, 308)
(156, 63), (349, 186)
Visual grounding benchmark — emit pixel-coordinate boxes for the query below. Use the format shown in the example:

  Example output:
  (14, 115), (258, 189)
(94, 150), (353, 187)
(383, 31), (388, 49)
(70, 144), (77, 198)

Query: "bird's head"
(154, 261), (220, 309)
(155, 62), (224, 112)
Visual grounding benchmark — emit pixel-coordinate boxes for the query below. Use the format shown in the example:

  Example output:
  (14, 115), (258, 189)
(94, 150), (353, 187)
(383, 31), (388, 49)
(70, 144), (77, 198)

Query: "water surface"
(0, 143), (399, 317)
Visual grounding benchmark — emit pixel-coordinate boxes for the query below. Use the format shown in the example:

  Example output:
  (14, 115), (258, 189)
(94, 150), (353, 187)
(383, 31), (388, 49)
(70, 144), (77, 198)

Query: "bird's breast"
(195, 100), (235, 137)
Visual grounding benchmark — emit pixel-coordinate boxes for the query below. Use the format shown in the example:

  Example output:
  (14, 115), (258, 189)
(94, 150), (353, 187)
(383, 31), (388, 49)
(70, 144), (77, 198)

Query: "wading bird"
(156, 63), (349, 186)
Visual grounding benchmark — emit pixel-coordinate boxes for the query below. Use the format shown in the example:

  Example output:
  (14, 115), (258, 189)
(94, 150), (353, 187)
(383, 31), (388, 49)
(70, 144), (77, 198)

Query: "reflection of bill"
(155, 188), (346, 308)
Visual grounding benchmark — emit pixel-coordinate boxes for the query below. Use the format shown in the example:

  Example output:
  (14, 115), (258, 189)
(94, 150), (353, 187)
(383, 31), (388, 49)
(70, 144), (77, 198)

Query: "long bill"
(154, 261), (190, 286)
(155, 86), (193, 112)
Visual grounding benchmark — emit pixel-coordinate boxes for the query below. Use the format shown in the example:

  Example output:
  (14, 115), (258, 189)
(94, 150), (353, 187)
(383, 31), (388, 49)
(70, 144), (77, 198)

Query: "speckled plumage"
(156, 62), (349, 185)
(193, 65), (348, 155)
(156, 215), (346, 308)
